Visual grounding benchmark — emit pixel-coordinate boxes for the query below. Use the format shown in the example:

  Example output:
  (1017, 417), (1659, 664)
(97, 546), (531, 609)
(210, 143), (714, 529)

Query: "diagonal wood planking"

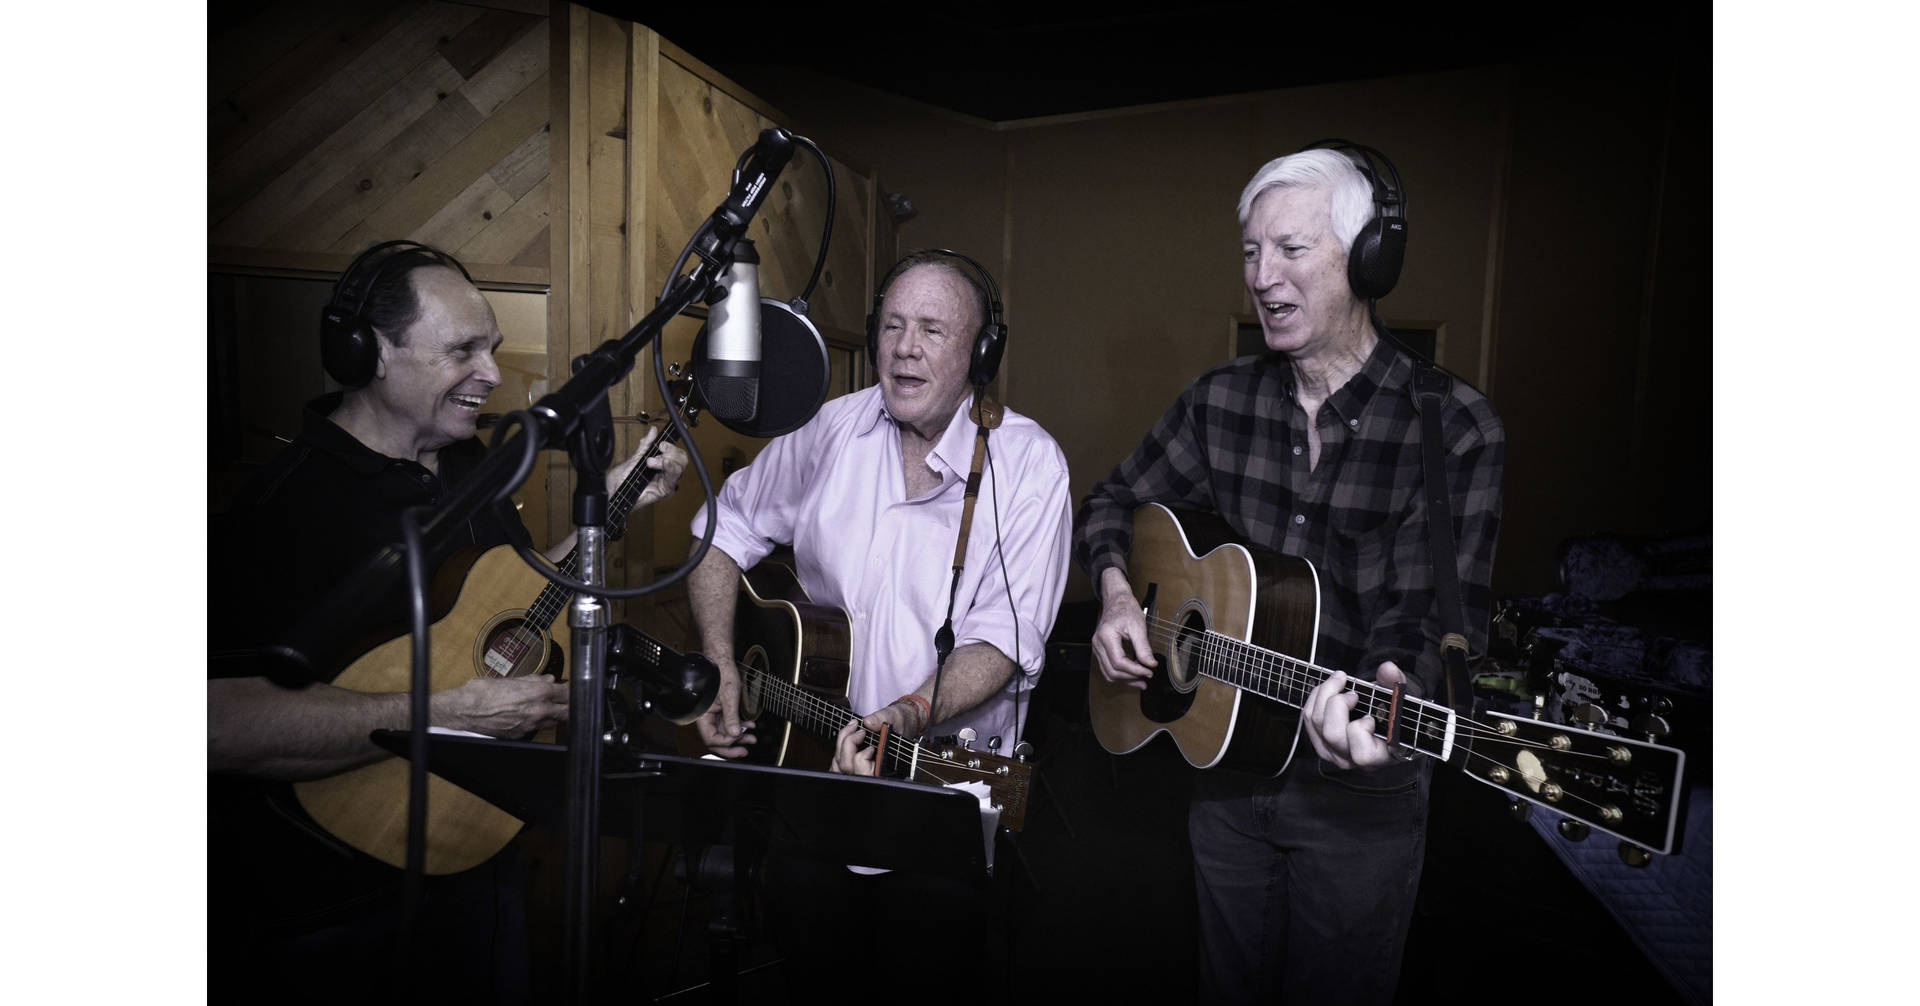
(255, 13), (549, 251)
(211, 2), (553, 271)
(328, 74), (550, 255)
(210, 1), (415, 165)
(211, 2), (482, 227)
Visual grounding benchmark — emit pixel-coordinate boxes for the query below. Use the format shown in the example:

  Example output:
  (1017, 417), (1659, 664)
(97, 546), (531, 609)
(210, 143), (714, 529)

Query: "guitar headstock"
(1459, 711), (1686, 855)
(901, 744), (1033, 833)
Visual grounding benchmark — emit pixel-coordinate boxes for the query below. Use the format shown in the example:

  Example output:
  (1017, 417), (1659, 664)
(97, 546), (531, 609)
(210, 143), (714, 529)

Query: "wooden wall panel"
(210, 1), (551, 274)
(210, 1), (876, 601)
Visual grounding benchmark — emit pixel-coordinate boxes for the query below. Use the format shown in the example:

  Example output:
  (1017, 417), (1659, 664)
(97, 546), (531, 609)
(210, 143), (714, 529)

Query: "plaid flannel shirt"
(1073, 335), (1505, 700)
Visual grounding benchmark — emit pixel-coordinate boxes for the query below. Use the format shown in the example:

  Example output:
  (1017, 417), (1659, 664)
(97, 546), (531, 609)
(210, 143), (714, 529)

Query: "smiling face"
(371, 265), (503, 456)
(1242, 184), (1368, 360)
(874, 263), (980, 441)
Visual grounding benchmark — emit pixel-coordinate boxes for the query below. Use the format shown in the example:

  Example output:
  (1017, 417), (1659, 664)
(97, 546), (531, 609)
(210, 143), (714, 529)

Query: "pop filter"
(692, 298), (831, 437)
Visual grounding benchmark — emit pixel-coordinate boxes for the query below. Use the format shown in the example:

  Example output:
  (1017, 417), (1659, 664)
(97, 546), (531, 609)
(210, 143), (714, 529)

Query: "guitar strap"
(1411, 362), (1475, 713)
(926, 392), (1003, 738)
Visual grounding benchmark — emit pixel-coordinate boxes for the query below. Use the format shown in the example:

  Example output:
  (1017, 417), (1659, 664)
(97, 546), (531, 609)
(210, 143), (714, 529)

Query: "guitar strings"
(1128, 618), (1661, 832)
(1136, 613), (1643, 774)
(724, 656), (990, 778)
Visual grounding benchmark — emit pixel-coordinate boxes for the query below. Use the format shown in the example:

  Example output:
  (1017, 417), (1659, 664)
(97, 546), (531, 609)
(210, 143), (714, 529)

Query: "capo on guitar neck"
(871, 721), (890, 777)
(1385, 682), (1416, 761)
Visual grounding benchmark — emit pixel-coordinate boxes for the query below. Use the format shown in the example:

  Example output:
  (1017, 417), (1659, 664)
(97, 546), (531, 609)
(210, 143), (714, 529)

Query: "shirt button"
(1292, 444), (1303, 456)
(1292, 514), (1305, 525)
(1348, 419), (1360, 429)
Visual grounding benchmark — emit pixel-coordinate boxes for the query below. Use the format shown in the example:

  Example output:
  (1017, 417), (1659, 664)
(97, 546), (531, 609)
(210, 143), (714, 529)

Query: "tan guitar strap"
(924, 391), (1002, 739)
(949, 392), (1004, 569)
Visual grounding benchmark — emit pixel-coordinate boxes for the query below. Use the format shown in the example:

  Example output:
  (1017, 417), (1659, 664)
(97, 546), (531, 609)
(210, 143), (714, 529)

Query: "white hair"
(1235, 148), (1376, 249)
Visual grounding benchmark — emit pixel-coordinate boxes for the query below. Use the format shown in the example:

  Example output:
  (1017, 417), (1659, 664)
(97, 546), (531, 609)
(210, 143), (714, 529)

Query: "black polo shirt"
(210, 393), (531, 677)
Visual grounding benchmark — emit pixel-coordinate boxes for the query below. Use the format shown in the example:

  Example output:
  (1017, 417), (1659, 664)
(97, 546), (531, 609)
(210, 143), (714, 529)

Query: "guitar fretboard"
(521, 426), (683, 634)
(741, 663), (933, 778)
(1161, 618), (1456, 761)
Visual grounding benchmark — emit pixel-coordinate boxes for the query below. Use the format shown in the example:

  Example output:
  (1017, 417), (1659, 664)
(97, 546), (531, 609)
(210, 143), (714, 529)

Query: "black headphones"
(1297, 138), (1407, 302)
(866, 249), (1007, 388)
(319, 240), (473, 387)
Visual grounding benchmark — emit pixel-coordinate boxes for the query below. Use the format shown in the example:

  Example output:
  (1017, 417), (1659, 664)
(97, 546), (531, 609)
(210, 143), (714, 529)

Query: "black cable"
(397, 503), (434, 976)
(790, 134), (834, 306)
(984, 431), (1025, 752)
(489, 215), (723, 600)
(486, 408), (542, 504)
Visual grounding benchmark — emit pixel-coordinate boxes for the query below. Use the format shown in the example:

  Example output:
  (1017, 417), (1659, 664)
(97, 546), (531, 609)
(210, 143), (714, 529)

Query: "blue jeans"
(1190, 754), (1431, 1005)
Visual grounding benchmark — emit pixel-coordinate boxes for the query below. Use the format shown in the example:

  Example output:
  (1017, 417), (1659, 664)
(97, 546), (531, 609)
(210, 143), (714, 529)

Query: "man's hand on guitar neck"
(1091, 566), (1157, 688)
(1303, 662), (1412, 771)
(829, 696), (929, 776)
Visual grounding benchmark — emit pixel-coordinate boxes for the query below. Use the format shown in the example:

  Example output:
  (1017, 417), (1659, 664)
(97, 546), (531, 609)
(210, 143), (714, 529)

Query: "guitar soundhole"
(477, 614), (545, 679)
(1139, 609), (1204, 725)
(740, 646), (769, 717)
(1165, 608), (1208, 693)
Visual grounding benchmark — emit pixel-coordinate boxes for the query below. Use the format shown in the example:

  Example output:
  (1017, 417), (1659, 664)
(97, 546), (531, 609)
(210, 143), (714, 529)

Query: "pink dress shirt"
(693, 385), (1072, 749)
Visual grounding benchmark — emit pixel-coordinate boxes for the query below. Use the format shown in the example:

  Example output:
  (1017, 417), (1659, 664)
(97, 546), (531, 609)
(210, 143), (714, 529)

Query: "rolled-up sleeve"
(690, 418), (819, 571)
(954, 434), (1074, 683)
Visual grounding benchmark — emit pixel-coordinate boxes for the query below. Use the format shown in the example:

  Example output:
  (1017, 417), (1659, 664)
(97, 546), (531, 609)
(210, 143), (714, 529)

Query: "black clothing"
(208, 394), (533, 1002)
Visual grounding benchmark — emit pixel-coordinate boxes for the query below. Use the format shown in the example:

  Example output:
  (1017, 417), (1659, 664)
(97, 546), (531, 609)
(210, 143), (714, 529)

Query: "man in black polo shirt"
(208, 243), (683, 1001)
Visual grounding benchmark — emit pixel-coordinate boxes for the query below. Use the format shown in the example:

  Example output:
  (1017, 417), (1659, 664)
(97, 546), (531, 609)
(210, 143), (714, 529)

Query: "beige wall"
(692, 59), (1709, 602)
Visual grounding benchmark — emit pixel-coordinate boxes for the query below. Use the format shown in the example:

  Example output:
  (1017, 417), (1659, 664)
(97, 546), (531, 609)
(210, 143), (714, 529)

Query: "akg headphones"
(1297, 138), (1407, 302)
(319, 240), (473, 387)
(866, 249), (1007, 388)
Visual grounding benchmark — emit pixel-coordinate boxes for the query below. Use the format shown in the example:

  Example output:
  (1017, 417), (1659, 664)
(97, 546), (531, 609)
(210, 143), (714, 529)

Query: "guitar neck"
(522, 421), (686, 632)
(1186, 627), (1457, 762)
(738, 661), (943, 775)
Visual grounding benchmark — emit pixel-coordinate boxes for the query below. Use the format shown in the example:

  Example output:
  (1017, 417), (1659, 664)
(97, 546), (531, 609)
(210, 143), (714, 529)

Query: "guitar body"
(1088, 503), (1321, 776)
(733, 562), (855, 771)
(293, 544), (562, 875)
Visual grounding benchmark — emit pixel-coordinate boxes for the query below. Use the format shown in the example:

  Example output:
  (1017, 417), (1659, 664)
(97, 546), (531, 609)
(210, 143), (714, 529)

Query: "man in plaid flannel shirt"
(1074, 147), (1504, 1003)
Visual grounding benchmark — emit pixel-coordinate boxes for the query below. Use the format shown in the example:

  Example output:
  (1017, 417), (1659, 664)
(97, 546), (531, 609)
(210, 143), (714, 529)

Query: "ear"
(371, 331), (391, 381)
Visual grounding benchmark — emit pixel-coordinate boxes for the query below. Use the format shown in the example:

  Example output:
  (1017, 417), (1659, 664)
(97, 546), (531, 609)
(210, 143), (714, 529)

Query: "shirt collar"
(1321, 330), (1400, 426)
(857, 387), (980, 479)
(300, 392), (402, 476)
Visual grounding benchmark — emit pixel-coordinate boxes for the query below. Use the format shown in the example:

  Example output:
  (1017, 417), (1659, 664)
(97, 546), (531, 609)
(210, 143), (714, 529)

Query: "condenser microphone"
(701, 239), (761, 423)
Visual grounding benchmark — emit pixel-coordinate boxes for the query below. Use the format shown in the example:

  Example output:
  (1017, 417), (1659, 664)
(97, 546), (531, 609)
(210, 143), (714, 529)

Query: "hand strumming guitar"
(1090, 566), (1157, 689)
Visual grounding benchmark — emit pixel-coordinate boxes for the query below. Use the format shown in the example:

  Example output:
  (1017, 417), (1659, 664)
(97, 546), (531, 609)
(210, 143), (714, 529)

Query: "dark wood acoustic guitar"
(1089, 503), (1687, 854)
(726, 562), (1033, 831)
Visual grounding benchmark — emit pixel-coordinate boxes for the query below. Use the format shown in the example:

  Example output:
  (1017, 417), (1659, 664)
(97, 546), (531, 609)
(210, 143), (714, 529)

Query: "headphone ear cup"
(320, 306), (377, 386)
(1346, 216), (1406, 301)
(969, 324), (1006, 387)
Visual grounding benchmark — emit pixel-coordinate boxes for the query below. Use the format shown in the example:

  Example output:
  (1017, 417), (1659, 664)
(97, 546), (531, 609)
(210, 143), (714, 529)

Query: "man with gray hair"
(1074, 145), (1504, 1002)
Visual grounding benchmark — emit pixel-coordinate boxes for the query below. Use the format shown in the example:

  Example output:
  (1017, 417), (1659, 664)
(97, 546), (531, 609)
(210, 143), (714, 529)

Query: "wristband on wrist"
(894, 692), (932, 731)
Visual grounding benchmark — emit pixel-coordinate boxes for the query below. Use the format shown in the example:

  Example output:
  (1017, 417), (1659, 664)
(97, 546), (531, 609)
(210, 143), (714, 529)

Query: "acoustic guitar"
(293, 386), (697, 874)
(725, 562), (1033, 831)
(1088, 503), (1688, 854)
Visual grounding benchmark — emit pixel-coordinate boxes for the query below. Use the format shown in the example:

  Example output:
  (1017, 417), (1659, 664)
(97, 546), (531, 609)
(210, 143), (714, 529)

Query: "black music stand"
(372, 732), (992, 997)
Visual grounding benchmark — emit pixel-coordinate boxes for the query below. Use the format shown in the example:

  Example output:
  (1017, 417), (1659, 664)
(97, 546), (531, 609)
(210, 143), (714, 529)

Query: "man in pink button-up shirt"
(687, 252), (1072, 771)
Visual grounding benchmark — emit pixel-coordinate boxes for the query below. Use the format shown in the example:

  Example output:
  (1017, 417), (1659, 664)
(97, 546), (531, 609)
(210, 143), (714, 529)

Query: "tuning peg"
(1618, 843), (1653, 867)
(1508, 799), (1532, 823)
(987, 735), (1003, 752)
(1013, 741), (1034, 763)
(958, 727), (977, 751)
(1630, 713), (1671, 742)
(1557, 818), (1590, 842)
